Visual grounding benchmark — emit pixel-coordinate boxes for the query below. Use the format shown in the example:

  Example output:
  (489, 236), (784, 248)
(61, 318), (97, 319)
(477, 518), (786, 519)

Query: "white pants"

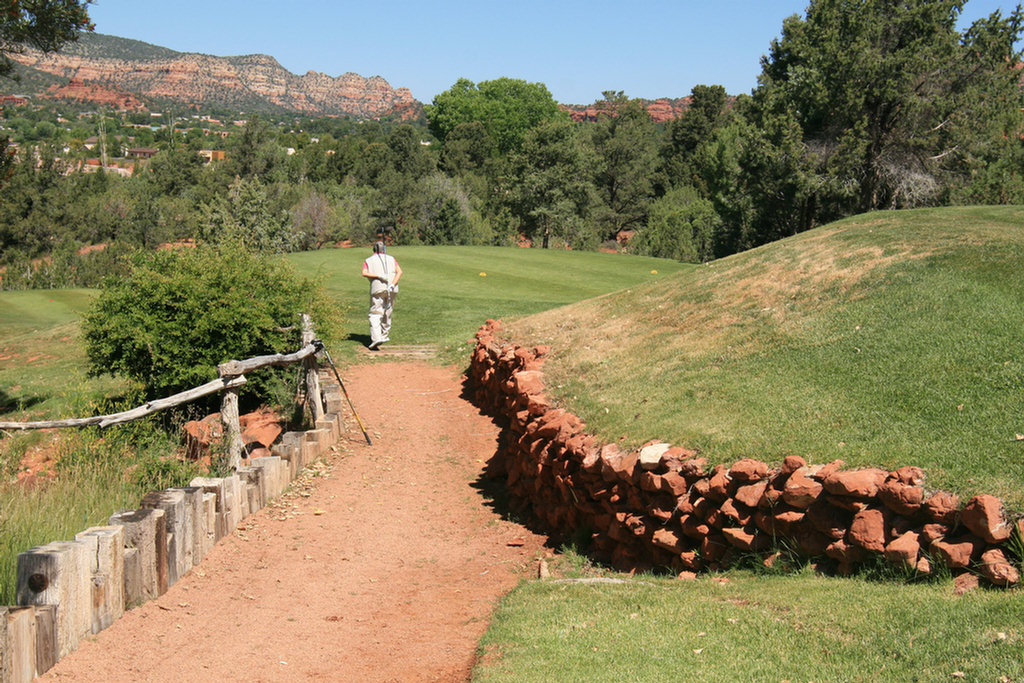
(368, 289), (394, 345)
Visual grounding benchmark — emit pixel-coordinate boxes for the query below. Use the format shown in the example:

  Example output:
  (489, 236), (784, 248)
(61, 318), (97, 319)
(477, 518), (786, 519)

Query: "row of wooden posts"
(0, 319), (349, 683)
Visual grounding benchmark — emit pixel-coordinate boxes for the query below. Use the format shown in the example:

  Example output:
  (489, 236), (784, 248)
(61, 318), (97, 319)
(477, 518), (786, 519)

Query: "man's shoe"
(368, 340), (381, 350)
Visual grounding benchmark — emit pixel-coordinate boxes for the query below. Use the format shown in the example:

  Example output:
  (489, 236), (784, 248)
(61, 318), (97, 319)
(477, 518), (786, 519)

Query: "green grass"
(287, 246), (689, 364)
(506, 207), (1024, 506)
(473, 572), (1024, 683)
(0, 289), (127, 421)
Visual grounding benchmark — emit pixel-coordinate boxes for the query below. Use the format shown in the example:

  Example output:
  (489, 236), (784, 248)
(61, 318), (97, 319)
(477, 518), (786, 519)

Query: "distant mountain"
(2, 32), (421, 120)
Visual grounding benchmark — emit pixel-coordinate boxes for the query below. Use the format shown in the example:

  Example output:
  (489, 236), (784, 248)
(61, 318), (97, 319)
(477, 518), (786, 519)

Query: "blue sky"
(87, 0), (1020, 105)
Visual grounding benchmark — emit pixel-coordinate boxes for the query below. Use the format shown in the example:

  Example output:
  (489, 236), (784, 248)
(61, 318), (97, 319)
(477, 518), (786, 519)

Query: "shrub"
(82, 241), (341, 405)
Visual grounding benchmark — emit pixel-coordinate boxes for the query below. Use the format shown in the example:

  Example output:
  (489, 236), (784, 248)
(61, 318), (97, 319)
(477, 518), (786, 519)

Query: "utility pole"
(98, 111), (108, 169)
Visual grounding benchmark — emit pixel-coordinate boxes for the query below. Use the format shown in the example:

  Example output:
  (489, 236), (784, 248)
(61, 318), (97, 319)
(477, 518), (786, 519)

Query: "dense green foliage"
(82, 243), (340, 402)
(0, 0), (92, 79)
(2, 0), (1023, 288)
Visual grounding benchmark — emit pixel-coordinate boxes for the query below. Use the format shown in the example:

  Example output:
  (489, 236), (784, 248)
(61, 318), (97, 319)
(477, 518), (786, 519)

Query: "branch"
(0, 376), (248, 431)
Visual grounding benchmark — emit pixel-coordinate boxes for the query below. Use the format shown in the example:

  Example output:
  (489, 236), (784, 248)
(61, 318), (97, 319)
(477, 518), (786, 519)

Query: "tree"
(754, 0), (1024, 215)
(589, 92), (658, 241)
(1, 0), (93, 182)
(82, 243), (339, 403)
(502, 120), (597, 249)
(201, 176), (296, 253)
(630, 185), (719, 262)
(659, 84), (730, 191)
(1, 0), (92, 79)
(426, 77), (567, 155)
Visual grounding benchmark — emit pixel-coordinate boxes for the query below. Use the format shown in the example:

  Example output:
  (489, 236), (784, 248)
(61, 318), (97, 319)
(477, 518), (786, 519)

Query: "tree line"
(2, 0), (1023, 290)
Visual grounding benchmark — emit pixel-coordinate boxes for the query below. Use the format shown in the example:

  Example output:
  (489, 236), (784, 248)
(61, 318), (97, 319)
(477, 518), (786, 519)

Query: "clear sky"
(86, 0), (1020, 105)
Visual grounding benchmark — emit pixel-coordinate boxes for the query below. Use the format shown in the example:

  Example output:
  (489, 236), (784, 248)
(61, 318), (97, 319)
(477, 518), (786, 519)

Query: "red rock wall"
(468, 320), (1022, 588)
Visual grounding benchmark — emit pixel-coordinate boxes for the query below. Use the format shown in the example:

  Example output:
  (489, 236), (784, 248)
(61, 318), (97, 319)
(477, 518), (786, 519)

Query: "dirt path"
(39, 361), (547, 683)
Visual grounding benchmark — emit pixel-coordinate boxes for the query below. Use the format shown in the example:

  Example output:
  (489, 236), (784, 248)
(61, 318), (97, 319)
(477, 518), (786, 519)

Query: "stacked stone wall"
(469, 320), (1022, 587)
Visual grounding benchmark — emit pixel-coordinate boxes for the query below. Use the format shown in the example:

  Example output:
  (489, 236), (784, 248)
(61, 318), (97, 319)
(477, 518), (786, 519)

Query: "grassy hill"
(504, 206), (1024, 507)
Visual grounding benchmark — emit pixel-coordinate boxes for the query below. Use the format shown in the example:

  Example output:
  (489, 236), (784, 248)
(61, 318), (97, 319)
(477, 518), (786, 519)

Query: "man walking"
(361, 241), (403, 350)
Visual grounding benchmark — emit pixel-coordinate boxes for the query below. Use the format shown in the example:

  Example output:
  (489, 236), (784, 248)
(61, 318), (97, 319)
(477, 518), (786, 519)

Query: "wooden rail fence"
(0, 316), (354, 683)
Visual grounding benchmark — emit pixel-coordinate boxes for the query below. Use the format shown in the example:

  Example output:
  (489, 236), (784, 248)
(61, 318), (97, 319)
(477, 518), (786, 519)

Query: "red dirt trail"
(37, 361), (547, 683)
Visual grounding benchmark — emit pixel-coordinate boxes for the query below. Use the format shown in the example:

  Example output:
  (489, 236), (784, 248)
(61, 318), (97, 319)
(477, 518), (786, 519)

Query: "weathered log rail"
(0, 316), (354, 683)
(0, 316), (326, 472)
(0, 376), (248, 431)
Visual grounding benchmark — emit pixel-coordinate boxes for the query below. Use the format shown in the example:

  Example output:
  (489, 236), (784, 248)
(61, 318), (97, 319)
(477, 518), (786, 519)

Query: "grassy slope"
(505, 207), (1024, 506)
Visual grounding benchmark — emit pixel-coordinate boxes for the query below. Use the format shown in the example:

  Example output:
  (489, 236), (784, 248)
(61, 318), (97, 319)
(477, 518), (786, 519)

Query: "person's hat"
(373, 241), (386, 254)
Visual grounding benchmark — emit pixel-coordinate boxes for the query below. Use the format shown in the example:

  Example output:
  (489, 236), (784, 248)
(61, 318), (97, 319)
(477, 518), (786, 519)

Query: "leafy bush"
(82, 241), (341, 404)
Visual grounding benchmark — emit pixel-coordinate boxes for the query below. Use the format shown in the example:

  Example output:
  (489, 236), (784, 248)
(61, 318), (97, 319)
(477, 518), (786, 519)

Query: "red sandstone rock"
(781, 455), (807, 475)
(734, 480), (768, 509)
(920, 523), (950, 545)
(826, 495), (870, 513)
(679, 457), (708, 480)
(639, 472), (664, 493)
(848, 508), (887, 552)
(822, 468), (887, 498)
(877, 479), (924, 517)
(722, 526), (769, 551)
(915, 556), (932, 576)
(652, 528), (687, 554)
(782, 468), (823, 508)
(661, 471), (689, 497)
(720, 498), (752, 526)
(707, 465), (732, 502)
(183, 413), (223, 458)
(814, 459), (846, 480)
(805, 500), (851, 540)
(700, 533), (729, 563)
(678, 551), (703, 571)
(825, 539), (868, 564)
(978, 548), (1019, 587)
(729, 458), (770, 483)
(884, 531), (921, 567)
(512, 370), (545, 397)
(960, 495), (1012, 544)
(677, 570), (699, 581)
(891, 466), (925, 486)
(681, 515), (710, 540)
(954, 572), (980, 594)
(602, 449), (639, 484)
(931, 536), (982, 570)
(533, 345), (550, 357)
(923, 491), (960, 525)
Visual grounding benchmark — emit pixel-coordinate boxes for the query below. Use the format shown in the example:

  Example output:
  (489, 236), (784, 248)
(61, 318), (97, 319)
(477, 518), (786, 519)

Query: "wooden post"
(5, 608), (35, 683)
(74, 526), (125, 633)
(201, 493), (217, 553)
(1, 605), (10, 683)
(141, 490), (188, 587)
(171, 486), (205, 567)
(221, 386), (245, 471)
(236, 466), (265, 513)
(302, 314), (325, 424)
(15, 541), (90, 660)
(108, 508), (162, 606)
(33, 605), (57, 677)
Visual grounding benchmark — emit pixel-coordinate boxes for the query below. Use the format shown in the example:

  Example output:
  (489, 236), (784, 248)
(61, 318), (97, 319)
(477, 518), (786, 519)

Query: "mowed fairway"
(288, 246), (690, 362)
